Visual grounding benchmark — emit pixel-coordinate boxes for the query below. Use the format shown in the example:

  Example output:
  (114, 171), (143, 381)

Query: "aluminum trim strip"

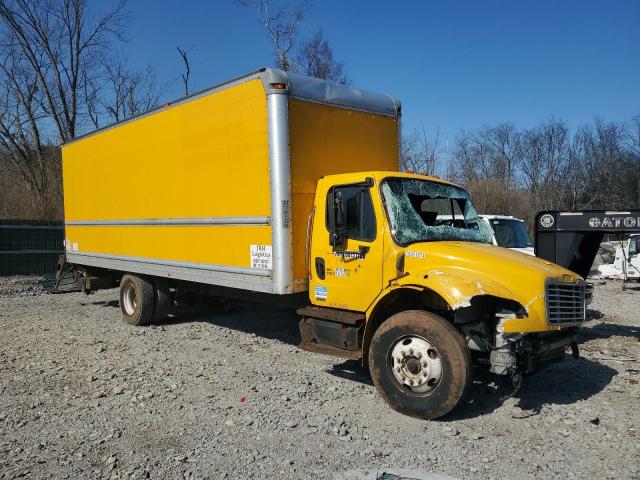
(287, 95), (399, 118)
(284, 71), (400, 117)
(266, 91), (293, 294)
(65, 216), (271, 227)
(67, 251), (271, 277)
(67, 252), (275, 293)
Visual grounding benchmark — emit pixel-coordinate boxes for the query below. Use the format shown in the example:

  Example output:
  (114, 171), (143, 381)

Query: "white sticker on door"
(250, 244), (272, 270)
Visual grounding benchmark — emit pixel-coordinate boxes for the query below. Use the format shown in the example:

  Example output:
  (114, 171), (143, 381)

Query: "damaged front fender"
(397, 266), (550, 333)
(417, 267), (515, 310)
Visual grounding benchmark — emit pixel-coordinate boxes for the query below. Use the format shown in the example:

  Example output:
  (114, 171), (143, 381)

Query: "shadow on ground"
(447, 355), (617, 421)
(91, 299), (119, 308)
(326, 355), (616, 421)
(579, 322), (640, 341)
(326, 359), (373, 386)
(164, 303), (302, 346)
(89, 298), (619, 421)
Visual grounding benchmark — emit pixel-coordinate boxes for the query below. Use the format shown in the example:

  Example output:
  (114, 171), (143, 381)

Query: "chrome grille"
(545, 280), (586, 325)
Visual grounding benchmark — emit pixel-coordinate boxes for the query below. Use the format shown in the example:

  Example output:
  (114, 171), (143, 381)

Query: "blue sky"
(126, 0), (639, 141)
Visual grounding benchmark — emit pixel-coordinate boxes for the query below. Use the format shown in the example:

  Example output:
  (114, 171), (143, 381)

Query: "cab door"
(309, 178), (383, 312)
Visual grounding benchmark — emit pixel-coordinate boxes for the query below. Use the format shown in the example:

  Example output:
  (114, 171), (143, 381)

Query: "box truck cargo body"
(62, 68), (588, 420)
(63, 68), (400, 296)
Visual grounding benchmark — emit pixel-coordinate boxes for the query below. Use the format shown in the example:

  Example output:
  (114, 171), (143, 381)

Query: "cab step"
(297, 306), (365, 359)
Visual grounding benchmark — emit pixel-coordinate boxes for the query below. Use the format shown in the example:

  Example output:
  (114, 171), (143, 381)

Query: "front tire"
(368, 310), (472, 419)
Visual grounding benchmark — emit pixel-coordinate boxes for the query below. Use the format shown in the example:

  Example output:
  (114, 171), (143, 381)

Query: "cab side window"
(630, 237), (638, 256)
(326, 185), (376, 242)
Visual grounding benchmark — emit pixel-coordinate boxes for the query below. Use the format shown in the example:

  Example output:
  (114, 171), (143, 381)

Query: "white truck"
(614, 234), (640, 284)
(480, 215), (535, 255)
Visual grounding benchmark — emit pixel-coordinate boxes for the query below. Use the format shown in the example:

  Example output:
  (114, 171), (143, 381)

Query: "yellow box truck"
(62, 68), (587, 419)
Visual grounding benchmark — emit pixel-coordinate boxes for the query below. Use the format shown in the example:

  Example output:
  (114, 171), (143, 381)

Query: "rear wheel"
(368, 310), (472, 419)
(119, 274), (155, 326)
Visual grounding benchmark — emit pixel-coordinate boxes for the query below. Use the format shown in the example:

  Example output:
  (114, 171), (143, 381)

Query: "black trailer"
(535, 209), (640, 285)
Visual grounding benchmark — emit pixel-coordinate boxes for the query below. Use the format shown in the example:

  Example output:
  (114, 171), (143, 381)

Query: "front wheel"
(368, 310), (472, 419)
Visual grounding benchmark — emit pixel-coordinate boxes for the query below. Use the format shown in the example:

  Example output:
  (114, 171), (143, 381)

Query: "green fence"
(0, 220), (64, 276)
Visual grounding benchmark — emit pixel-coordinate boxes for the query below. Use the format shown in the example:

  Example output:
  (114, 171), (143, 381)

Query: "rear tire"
(119, 274), (155, 326)
(368, 310), (472, 420)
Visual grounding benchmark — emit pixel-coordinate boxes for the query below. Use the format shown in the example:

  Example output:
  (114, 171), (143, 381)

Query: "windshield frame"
(379, 176), (492, 247)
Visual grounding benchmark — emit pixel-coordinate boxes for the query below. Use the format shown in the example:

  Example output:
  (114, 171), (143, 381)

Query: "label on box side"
(250, 244), (272, 270)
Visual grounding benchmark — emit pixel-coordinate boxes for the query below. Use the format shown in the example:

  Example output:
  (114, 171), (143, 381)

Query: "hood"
(399, 241), (581, 333)
(405, 241), (579, 281)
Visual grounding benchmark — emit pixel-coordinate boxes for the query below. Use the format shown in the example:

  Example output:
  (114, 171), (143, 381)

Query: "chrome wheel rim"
(389, 335), (443, 394)
(122, 282), (137, 316)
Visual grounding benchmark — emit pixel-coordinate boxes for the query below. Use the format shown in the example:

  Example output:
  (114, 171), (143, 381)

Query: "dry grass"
(0, 154), (63, 220)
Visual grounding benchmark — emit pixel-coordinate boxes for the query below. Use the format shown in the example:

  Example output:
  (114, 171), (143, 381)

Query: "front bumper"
(518, 328), (578, 373)
(490, 328), (578, 375)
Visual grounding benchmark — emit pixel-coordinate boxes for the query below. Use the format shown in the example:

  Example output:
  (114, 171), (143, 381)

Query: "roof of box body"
(262, 68), (401, 116)
(64, 67), (401, 146)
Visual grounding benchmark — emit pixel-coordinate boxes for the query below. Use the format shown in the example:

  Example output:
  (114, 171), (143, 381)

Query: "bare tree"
(518, 118), (570, 211)
(0, 0), (127, 210)
(484, 123), (519, 190)
(177, 45), (194, 96)
(237, 0), (306, 71)
(449, 115), (640, 226)
(0, 0), (128, 142)
(297, 30), (348, 84)
(0, 43), (49, 197)
(400, 127), (441, 175)
(98, 57), (167, 123)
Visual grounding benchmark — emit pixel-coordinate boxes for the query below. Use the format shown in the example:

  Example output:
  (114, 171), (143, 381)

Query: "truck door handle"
(315, 257), (325, 280)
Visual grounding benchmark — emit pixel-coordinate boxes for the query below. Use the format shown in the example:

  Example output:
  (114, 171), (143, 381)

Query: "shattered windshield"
(381, 178), (494, 245)
(489, 219), (534, 248)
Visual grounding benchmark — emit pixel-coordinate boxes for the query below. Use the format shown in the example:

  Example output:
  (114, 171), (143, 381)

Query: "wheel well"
(362, 287), (451, 361)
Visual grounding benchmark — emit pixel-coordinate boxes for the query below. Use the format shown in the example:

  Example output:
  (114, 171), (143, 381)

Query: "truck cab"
(614, 234), (640, 282)
(300, 171), (585, 419)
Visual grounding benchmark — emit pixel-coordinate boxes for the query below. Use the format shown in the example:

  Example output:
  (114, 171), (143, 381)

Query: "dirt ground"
(0, 278), (638, 480)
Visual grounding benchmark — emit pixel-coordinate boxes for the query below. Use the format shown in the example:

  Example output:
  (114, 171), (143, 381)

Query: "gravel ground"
(0, 276), (44, 298)
(0, 277), (638, 479)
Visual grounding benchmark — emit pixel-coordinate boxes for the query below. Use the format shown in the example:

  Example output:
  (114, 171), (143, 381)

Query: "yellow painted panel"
(62, 79), (270, 222)
(288, 100), (399, 284)
(62, 79), (271, 269)
(65, 225), (272, 268)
